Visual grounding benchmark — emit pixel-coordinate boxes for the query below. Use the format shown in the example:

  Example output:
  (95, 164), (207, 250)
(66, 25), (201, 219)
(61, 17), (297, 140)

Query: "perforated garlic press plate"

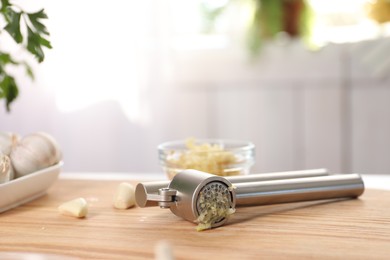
(0, 161), (63, 213)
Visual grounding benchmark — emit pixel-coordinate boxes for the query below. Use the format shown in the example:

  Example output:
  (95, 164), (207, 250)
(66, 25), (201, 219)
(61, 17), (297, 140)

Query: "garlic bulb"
(10, 132), (62, 178)
(0, 152), (14, 184)
(0, 132), (19, 155)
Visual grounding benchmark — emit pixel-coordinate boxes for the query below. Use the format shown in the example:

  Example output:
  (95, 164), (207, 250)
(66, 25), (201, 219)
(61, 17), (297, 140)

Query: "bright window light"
(309, 0), (390, 46)
(40, 0), (152, 123)
(168, 0), (390, 50)
(34, 0), (390, 124)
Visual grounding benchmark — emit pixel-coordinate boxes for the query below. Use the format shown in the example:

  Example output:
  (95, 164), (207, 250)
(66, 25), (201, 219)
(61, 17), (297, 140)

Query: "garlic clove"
(113, 182), (136, 209)
(10, 132), (62, 178)
(154, 240), (175, 260)
(0, 152), (14, 184)
(0, 132), (20, 155)
(58, 198), (88, 218)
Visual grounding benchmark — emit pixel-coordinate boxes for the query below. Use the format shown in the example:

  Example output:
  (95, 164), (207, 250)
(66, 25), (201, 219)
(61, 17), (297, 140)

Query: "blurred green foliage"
(200, 0), (314, 55)
(0, 0), (51, 112)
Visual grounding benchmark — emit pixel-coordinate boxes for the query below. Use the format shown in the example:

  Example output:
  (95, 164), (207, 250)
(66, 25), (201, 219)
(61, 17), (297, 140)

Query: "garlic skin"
(0, 132), (19, 155)
(10, 132), (62, 178)
(0, 152), (14, 184)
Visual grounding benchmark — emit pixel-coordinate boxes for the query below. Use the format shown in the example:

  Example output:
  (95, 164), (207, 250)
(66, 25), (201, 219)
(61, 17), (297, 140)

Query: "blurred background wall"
(1, 0), (390, 175)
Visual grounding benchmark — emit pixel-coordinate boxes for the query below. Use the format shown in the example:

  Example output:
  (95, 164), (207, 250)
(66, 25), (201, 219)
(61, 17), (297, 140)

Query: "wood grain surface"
(0, 178), (389, 259)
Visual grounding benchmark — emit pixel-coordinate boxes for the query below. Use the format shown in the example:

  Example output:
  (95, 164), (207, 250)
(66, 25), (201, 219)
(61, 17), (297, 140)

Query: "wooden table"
(0, 178), (389, 259)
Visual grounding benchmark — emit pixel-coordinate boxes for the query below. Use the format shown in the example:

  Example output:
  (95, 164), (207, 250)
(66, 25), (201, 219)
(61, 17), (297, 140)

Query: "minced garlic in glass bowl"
(158, 138), (255, 179)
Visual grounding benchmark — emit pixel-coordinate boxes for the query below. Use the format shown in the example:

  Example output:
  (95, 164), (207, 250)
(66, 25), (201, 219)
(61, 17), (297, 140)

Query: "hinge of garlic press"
(146, 188), (177, 208)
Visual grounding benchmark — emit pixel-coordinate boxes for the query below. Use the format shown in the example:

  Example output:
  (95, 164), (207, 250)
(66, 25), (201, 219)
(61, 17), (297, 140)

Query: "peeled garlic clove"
(0, 152), (14, 184)
(155, 240), (175, 260)
(58, 198), (88, 218)
(10, 132), (62, 178)
(0, 132), (19, 155)
(113, 182), (136, 209)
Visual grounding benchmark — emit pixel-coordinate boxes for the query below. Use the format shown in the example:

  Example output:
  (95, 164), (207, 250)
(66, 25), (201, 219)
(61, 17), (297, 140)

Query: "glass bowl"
(158, 138), (255, 179)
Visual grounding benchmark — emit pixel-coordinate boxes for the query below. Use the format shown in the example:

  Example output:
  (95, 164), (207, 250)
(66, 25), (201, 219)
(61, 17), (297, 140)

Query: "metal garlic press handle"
(135, 170), (365, 229)
(226, 168), (329, 184)
(135, 168), (329, 207)
(234, 173), (364, 206)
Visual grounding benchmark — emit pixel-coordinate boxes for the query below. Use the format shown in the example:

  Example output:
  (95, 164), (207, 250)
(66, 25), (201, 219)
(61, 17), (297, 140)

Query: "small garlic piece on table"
(113, 182), (136, 209)
(58, 198), (88, 218)
(155, 240), (175, 260)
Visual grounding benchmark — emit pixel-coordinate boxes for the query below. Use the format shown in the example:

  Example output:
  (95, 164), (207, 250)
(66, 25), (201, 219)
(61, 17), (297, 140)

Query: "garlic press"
(135, 169), (364, 229)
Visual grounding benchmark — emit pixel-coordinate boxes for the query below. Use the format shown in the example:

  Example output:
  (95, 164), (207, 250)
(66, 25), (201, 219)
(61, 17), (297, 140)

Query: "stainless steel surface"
(135, 168), (329, 207)
(234, 173), (364, 206)
(226, 168), (328, 183)
(135, 169), (364, 229)
(168, 170), (235, 228)
(135, 181), (171, 207)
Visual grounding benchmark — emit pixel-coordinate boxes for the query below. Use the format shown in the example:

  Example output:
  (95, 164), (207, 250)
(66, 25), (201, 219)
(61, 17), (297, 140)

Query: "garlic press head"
(136, 169), (236, 228)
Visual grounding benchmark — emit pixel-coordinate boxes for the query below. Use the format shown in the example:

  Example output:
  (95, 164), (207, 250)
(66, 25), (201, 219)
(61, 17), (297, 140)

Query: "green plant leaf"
(27, 27), (45, 62)
(0, 52), (11, 65)
(0, 73), (19, 111)
(0, 0), (10, 15)
(4, 10), (23, 43)
(0, 1), (50, 112)
(22, 61), (34, 80)
(27, 9), (50, 35)
(0, 51), (18, 66)
(39, 35), (52, 49)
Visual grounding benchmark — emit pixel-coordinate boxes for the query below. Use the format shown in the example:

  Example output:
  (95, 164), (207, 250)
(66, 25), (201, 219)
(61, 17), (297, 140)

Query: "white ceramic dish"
(0, 161), (63, 213)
